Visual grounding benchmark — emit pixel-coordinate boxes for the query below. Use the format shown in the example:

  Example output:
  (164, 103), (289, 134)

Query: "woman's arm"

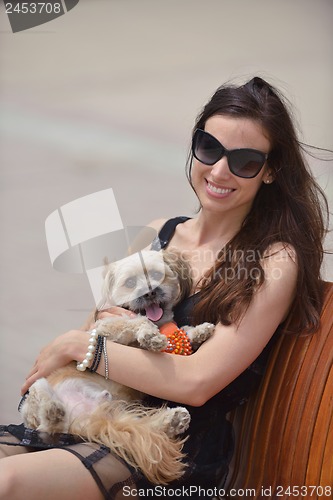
(22, 246), (297, 405)
(21, 306), (135, 394)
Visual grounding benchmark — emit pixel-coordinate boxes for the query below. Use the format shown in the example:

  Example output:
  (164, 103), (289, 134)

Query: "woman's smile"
(205, 178), (235, 198)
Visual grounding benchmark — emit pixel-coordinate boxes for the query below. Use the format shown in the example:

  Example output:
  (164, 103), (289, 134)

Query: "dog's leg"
(21, 378), (68, 434)
(95, 316), (168, 352)
(136, 321), (168, 351)
(95, 316), (148, 345)
(182, 322), (215, 350)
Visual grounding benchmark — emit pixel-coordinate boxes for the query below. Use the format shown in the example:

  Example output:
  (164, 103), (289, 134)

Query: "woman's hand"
(21, 329), (86, 395)
(21, 307), (136, 395)
(88, 306), (137, 328)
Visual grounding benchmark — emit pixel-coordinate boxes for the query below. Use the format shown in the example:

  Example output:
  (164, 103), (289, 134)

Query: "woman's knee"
(0, 444), (31, 498)
(0, 450), (103, 500)
(0, 457), (20, 499)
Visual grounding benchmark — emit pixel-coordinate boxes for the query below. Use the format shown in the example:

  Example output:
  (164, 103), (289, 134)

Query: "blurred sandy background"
(0, 0), (332, 422)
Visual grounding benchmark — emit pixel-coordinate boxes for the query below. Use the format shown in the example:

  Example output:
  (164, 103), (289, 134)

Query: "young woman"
(0, 77), (328, 499)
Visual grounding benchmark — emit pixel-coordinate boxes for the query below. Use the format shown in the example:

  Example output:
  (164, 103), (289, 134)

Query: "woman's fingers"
(86, 308), (137, 331)
(21, 374), (38, 395)
(21, 330), (85, 394)
(96, 307), (137, 319)
(25, 365), (38, 380)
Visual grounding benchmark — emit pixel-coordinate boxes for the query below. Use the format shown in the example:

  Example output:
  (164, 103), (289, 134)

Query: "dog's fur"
(21, 250), (215, 484)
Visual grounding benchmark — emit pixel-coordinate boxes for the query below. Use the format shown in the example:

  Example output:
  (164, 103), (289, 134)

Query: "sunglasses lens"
(192, 130), (222, 165)
(229, 150), (266, 178)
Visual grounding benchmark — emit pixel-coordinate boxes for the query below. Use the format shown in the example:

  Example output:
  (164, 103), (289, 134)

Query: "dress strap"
(151, 216), (191, 250)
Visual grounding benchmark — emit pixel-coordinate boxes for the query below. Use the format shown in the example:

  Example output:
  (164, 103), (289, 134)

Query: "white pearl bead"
(76, 329), (100, 372)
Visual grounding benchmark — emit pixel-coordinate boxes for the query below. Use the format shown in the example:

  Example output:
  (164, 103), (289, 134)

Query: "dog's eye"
(149, 270), (163, 281)
(124, 277), (137, 288)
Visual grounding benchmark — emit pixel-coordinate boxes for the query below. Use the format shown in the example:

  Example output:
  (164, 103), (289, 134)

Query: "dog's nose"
(142, 289), (157, 299)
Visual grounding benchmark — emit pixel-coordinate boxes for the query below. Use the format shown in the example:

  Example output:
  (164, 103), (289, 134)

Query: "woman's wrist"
(65, 329), (91, 364)
(76, 328), (102, 372)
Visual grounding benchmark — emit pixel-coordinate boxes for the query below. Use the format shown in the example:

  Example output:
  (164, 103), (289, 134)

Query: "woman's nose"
(210, 156), (231, 179)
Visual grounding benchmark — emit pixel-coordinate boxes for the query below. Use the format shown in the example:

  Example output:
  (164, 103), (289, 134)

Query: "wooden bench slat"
(306, 366), (332, 484)
(225, 282), (333, 496)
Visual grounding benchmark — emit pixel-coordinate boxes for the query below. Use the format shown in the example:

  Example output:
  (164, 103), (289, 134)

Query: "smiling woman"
(185, 78), (328, 330)
(0, 77), (330, 500)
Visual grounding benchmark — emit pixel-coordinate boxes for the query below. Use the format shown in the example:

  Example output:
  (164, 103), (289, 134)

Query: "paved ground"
(0, 0), (332, 422)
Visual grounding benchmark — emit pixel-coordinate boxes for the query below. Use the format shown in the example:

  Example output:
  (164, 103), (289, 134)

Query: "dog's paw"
(98, 390), (112, 402)
(21, 389), (41, 430)
(137, 323), (168, 351)
(163, 407), (191, 438)
(38, 400), (67, 434)
(185, 322), (215, 347)
(20, 379), (51, 429)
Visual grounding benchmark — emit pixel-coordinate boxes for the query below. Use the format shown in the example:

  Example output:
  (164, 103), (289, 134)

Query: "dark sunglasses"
(192, 129), (269, 179)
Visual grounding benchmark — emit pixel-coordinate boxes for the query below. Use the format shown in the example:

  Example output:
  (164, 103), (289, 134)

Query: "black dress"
(0, 217), (277, 499)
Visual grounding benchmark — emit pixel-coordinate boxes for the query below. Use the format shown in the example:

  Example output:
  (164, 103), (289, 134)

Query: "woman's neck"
(189, 210), (243, 250)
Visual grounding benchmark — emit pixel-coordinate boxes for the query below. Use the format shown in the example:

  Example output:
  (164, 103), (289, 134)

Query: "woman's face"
(191, 114), (272, 220)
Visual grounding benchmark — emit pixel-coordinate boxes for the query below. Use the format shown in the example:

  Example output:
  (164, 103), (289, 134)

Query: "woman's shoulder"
(147, 218), (168, 232)
(260, 242), (298, 299)
(147, 217), (191, 240)
(262, 241), (297, 264)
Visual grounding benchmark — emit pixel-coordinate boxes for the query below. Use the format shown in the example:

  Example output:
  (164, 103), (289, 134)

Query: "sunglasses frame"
(192, 128), (269, 179)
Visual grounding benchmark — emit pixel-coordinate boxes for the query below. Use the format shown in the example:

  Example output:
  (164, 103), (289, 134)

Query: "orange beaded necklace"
(159, 322), (193, 356)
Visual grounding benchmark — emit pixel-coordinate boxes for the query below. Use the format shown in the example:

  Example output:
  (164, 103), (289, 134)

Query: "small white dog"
(21, 250), (215, 484)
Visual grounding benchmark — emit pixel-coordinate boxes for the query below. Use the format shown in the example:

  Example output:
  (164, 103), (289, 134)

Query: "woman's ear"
(263, 168), (275, 184)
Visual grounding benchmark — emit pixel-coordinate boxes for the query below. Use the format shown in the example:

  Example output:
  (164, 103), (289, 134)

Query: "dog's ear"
(101, 256), (110, 278)
(162, 250), (192, 303)
(95, 263), (116, 315)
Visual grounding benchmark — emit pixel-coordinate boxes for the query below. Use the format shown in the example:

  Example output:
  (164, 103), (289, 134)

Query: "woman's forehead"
(204, 115), (271, 151)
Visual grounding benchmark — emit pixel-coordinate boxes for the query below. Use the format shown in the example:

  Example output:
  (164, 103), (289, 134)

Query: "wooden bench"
(224, 281), (333, 499)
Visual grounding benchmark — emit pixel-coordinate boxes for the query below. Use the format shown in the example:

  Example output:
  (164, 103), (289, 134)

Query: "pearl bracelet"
(76, 328), (98, 372)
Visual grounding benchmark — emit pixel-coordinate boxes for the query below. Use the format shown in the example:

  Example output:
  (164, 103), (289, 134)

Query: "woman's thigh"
(0, 443), (31, 458)
(0, 448), (104, 500)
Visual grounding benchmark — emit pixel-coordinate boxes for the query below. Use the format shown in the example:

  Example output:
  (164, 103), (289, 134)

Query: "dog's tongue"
(145, 304), (163, 322)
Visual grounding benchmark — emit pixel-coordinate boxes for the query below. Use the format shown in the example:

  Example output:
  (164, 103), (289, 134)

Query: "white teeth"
(207, 182), (233, 194)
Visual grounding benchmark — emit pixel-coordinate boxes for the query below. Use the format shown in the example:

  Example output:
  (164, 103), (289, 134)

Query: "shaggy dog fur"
(21, 250), (215, 484)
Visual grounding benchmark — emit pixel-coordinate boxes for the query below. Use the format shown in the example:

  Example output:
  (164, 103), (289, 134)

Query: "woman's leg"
(0, 443), (31, 458)
(0, 448), (105, 500)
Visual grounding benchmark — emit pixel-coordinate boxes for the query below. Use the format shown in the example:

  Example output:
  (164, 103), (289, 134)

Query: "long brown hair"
(187, 77), (329, 333)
